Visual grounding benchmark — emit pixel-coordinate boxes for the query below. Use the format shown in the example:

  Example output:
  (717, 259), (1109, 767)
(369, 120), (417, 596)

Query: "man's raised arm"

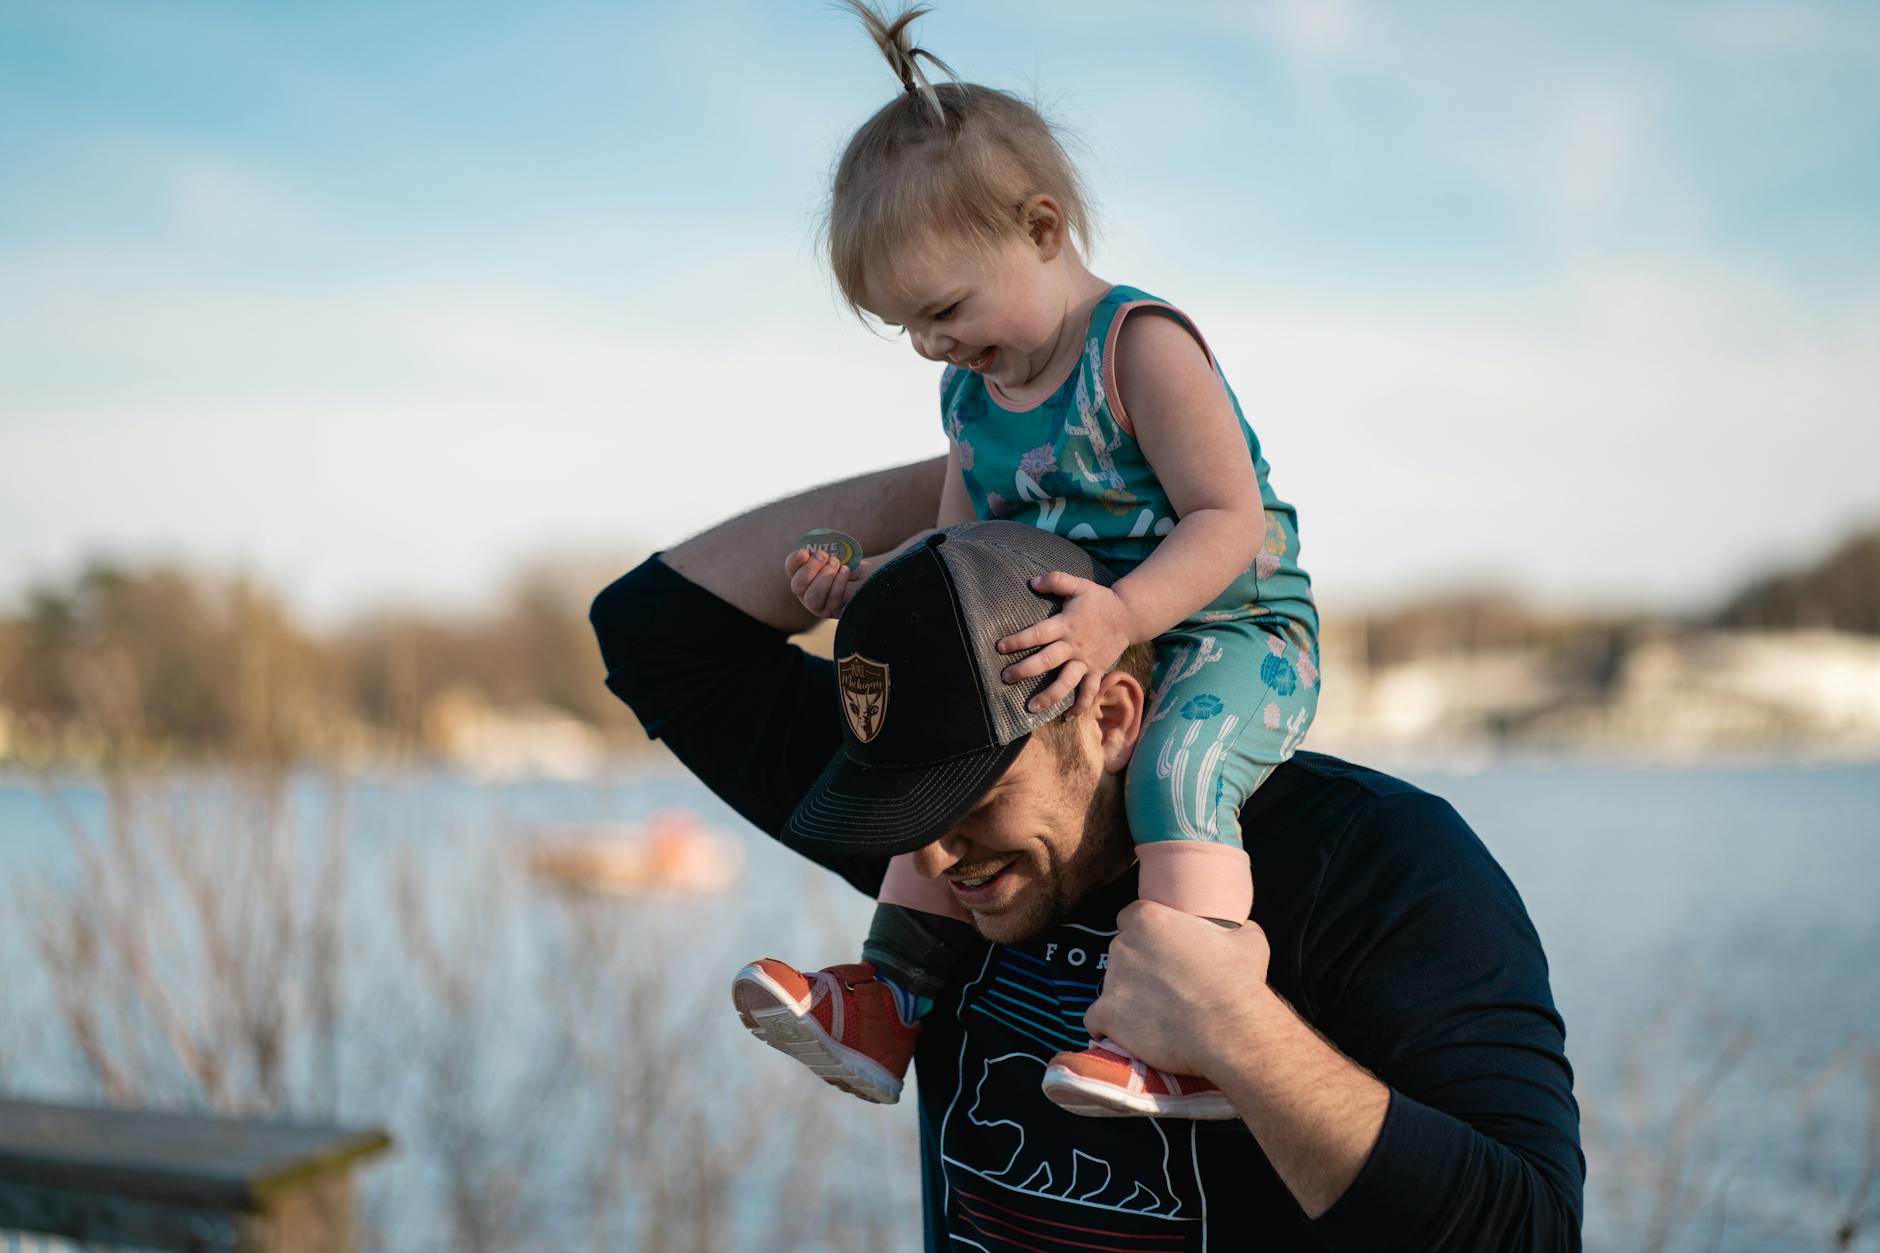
(588, 457), (947, 892)
(661, 456), (947, 633)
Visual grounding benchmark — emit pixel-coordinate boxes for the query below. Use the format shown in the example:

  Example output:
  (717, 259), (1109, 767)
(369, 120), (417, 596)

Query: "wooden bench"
(0, 1099), (392, 1252)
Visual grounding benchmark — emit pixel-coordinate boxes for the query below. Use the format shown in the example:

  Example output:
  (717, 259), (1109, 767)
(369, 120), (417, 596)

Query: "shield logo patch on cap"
(837, 653), (890, 743)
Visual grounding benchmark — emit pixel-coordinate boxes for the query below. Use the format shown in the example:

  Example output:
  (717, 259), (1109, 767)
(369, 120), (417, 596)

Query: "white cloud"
(1194, 253), (1880, 612)
(0, 243), (945, 620)
(1270, 0), (1361, 59)
(7, 234), (1874, 622)
(1544, 80), (1655, 241)
(1695, 4), (1838, 54)
(4, 2), (1876, 624)
(155, 150), (315, 242)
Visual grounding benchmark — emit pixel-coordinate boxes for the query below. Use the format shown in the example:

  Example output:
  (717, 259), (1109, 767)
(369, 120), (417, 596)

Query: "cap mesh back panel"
(938, 521), (1117, 747)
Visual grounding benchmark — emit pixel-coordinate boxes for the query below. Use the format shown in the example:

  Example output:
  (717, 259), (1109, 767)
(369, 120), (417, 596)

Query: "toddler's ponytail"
(823, 2), (1093, 318)
(839, 0), (956, 127)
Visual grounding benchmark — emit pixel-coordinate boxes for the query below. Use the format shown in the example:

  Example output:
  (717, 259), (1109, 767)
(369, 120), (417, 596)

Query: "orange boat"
(527, 810), (744, 897)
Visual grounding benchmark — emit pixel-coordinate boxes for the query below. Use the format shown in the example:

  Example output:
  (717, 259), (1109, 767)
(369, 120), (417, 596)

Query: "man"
(591, 459), (1583, 1251)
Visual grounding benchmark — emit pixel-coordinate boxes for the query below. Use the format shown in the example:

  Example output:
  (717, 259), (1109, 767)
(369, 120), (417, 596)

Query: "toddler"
(732, 0), (1318, 1119)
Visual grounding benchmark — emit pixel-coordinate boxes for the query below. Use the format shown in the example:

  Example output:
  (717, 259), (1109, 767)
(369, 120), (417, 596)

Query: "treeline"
(3, 518), (1875, 765)
(1715, 522), (1880, 634)
(1346, 519), (1880, 669)
(0, 559), (645, 766)
(1343, 588), (1631, 666)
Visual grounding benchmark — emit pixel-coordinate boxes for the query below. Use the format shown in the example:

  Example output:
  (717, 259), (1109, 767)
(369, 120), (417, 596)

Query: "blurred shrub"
(0, 563), (343, 764)
(0, 557), (647, 766)
(17, 761), (918, 1250)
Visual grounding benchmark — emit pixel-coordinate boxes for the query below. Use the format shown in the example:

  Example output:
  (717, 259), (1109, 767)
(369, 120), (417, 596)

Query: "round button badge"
(797, 528), (864, 571)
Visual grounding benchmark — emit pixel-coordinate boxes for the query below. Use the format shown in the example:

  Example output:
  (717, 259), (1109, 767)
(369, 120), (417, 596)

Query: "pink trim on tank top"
(1101, 300), (1223, 439)
(985, 286), (1119, 413)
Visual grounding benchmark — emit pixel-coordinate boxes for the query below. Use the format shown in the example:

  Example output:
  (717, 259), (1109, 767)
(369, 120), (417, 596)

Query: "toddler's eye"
(935, 303), (959, 322)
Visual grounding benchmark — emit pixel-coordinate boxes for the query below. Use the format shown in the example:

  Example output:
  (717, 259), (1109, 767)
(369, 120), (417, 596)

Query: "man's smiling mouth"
(949, 857), (1018, 898)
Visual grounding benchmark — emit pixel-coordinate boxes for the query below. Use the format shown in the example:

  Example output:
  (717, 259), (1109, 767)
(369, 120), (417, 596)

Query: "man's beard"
(969, 769), (1134, 946)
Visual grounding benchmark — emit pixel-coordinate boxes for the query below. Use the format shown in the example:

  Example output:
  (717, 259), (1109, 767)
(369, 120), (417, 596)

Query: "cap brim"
(782, 734), (1030, 857)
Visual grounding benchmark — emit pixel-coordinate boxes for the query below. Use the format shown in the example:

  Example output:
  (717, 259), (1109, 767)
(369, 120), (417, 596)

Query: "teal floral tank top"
(940, 285), (1316, 640)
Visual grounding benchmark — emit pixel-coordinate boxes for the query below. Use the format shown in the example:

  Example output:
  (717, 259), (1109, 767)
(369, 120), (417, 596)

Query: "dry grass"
(13, 758), (918, 1251)
(1580, 964), (1880, 1252)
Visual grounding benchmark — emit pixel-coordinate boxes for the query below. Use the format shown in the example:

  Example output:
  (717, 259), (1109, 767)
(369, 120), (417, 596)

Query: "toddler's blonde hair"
(825, 1), (1093, 318)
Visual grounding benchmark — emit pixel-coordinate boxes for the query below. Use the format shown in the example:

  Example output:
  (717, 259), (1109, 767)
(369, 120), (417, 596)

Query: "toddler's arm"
(1107, 311), (1266, 629)
(787, 441), (976, 618)
(1000, 311), (1266, 712)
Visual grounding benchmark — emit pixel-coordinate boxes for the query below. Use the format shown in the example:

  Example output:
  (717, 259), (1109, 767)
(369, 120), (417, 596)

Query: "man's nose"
(911, 832), (969, 878)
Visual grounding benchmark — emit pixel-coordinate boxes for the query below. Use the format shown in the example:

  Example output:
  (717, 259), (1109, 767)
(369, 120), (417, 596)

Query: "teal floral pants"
(1125, 619), (1319, 847)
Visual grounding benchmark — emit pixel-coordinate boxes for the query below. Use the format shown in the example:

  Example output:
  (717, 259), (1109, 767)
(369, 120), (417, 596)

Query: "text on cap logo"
(837, 653), (891, 743)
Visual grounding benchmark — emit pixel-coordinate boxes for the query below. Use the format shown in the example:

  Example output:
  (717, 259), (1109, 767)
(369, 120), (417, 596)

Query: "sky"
(2, 0), (1877, 623)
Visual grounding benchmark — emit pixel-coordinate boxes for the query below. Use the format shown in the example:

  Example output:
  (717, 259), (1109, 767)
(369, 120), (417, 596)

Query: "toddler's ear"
(1019, 194), (1066, 260)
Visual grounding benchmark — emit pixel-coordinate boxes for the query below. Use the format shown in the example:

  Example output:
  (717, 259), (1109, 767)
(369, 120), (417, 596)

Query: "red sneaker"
(731, 958), (919, 1104)
(1041, 1039), (1237, 1120)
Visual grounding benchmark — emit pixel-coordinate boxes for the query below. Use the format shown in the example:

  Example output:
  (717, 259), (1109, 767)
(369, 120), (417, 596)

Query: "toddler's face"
(860, 232), (1069, 393)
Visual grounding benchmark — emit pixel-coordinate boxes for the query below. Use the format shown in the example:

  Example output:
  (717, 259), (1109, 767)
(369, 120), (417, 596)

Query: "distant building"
(424, 684), (608, 780)
(1311, 628), (1880, 762)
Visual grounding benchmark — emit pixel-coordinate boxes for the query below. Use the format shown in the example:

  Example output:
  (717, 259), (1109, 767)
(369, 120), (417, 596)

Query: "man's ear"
(1018, 194), (1068, 262)
(1089, 669), (1145, 777)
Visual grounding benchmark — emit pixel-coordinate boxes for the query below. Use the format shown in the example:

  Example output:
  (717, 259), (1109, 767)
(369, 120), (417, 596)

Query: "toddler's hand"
(995, 572), (1136, 718)
(786, 547), (866, 619)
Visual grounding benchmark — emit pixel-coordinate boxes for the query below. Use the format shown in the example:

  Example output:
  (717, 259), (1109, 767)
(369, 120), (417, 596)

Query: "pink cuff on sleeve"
(1135, 840), (1253, 921)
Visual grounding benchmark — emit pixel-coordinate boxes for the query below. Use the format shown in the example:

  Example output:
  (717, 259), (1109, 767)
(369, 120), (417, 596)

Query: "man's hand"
(1084, 900), (1275, 1077)
(1091, 900), (1391, 1221)
(786, 547), (868, 619)
(996, 571), (1136, 717)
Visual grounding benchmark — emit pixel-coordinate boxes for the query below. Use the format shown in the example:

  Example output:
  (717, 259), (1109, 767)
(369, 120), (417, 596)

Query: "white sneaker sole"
(731, 963), (904, 1105)
(1040, 1062), (1238, 1120)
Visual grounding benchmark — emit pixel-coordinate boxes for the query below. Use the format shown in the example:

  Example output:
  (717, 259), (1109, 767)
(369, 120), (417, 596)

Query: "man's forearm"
(662, 456), (947, 634)
(1207, 988), (1390, 1219)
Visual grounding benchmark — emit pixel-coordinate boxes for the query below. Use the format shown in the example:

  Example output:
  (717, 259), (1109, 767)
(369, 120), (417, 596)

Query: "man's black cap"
(783, 520), (1115, 857)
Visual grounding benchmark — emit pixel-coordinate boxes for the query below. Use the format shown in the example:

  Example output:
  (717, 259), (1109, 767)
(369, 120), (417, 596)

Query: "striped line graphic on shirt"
(953, 1185), (1192, 1251)
(965, 947), (1100, 1055)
